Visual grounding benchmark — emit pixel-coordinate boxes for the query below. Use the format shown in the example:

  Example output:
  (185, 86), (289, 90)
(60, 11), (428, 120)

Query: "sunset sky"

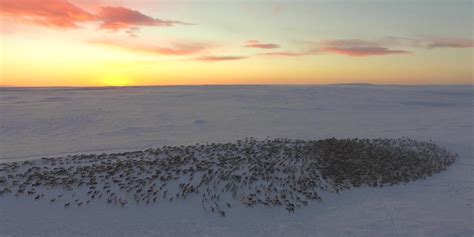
(0, 0), (472, 87)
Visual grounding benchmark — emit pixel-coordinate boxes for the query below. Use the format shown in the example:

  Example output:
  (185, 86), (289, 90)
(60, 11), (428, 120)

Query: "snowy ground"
(0, 85), (472, 236)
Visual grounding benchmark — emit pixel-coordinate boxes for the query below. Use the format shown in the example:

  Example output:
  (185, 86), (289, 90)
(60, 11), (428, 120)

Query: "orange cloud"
(0, 0), (188, 32)
(0, 0), (95, 28)
(88, 39), (212, 55)
(195, 56), (248, 62)
(244, 40), (280, 49)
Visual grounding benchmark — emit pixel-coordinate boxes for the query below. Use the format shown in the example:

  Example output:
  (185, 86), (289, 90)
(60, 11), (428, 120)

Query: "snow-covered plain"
(0, 85), (472, 236)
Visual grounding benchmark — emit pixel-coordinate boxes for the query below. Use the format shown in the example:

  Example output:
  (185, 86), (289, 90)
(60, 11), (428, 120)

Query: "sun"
(102, 73), (133, 87)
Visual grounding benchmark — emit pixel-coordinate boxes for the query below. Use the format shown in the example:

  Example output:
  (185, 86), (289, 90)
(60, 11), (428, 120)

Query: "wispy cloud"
(260, 48), (320, 57)
(418, 38), (473, 49)
(272, 5), (282, 15)
(245, 40), (280, 49)
(262, 36), (472, 58)
(319, 39), (410, 56)
(98, 6), (190, 31)
(195, 56), (248, 62)
(260, 52), (309, 57)
(322, 47), (409, 56)
(262, 39), (410, 57)
(377, 36), (474, 49)
(88, 39), (211, 56)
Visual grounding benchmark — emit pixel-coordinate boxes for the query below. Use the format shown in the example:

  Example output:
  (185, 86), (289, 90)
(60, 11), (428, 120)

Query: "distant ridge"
(326, 83), (375, 86)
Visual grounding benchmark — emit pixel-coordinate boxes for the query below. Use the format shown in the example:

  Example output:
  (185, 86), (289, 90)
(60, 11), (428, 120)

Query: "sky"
(0, 0), (472, 86)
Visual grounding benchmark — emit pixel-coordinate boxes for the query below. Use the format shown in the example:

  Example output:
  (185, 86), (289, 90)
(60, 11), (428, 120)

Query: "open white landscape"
(0, 85), (472, 237)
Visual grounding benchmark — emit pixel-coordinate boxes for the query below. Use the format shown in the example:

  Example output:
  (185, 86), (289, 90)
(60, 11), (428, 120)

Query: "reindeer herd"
(0, 137), (455, 216)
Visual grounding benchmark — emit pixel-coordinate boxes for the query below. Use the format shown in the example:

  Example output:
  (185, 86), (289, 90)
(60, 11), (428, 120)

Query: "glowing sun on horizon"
(102, 73), (133, 87)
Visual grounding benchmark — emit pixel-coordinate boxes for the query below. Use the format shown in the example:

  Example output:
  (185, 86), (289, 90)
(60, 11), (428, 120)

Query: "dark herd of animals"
(0, 138), (455, 216)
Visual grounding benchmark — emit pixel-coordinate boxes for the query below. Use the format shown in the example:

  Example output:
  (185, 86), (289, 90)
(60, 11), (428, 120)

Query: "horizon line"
(1, 83), (473, 89)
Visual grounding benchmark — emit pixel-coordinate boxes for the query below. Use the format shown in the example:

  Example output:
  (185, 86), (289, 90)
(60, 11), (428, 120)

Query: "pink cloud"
(246, 40), (259, 44)
(88, 39), (211, 56)
(195, 56), (248, 62)
(244, 40), (280, 49)
(0, 0), (95, 28)
(89, 39), (246, 61)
